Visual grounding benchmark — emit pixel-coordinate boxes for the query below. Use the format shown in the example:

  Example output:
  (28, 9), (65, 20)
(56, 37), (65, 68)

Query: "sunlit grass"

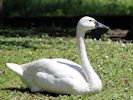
(0, 36), (133, 99)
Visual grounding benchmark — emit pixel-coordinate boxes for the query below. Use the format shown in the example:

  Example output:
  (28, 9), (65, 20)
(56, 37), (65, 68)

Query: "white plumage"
(7, 16), (109, 95)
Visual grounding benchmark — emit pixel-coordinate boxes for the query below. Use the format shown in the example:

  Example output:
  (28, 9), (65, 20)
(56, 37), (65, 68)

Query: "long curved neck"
(76, 24), (101, 87)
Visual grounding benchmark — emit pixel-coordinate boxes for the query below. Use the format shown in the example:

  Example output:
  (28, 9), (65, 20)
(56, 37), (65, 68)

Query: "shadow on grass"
(0, 26), (76, 37)
(2, 87), (66, 97)
(0, 40), (38, 50)
(0, 26), (108, 39)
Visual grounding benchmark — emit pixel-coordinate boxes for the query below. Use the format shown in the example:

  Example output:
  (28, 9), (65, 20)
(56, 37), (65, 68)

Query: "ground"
(0, 35), (133, 99)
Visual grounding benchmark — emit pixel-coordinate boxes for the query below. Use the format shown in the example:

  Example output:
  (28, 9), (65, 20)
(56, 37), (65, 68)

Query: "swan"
(6, 16), (109, 95)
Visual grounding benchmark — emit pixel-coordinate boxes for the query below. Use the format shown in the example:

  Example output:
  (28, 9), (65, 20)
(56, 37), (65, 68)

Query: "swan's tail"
(6, 63), (23, 76)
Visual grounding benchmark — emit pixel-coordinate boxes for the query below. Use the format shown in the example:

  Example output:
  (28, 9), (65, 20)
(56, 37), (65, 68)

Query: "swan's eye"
(89, 20), (92, 22)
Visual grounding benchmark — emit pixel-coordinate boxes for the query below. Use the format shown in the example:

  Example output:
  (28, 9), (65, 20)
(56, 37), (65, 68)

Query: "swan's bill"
(95, 21), (109, 29)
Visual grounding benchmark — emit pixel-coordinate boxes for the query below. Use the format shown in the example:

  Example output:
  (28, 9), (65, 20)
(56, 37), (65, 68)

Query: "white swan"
(6, 16), (109, 95)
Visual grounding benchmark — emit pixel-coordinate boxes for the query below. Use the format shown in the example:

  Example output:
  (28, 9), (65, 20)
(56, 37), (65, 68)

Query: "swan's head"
(78, 16), (109, 32)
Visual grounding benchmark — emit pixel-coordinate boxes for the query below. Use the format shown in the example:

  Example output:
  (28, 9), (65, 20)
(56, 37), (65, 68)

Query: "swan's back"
(22, 58), (85, 79)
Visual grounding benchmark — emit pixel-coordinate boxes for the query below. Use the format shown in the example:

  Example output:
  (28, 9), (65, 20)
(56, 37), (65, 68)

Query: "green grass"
(0, 36), (133, 99)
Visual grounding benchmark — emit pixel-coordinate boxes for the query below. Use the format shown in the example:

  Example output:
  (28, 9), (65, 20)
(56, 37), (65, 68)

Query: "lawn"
(0, 36), (133, 99)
